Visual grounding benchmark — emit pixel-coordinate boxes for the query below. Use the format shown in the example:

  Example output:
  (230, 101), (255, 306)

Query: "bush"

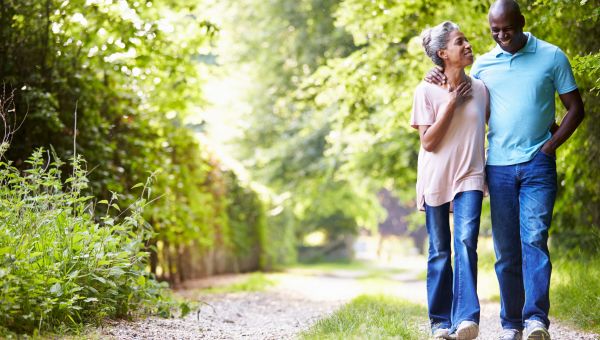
(0, 148), (169, 334)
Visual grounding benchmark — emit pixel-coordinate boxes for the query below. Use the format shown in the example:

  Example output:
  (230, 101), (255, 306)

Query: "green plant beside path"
(0, 149), (171, 335)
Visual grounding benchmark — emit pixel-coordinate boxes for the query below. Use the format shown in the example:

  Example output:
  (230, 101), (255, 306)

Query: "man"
(426, 1), (585, 339)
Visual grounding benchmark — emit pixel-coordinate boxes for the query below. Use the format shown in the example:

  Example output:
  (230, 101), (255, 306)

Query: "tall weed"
(0, 148), (170, 333)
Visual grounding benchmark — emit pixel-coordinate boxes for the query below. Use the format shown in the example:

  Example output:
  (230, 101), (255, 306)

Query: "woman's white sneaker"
(455, 320), (479, 340)
(432, 328), (451, 339)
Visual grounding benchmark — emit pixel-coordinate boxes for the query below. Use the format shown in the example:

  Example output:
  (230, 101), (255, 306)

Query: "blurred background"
(0, 0), (598, 329)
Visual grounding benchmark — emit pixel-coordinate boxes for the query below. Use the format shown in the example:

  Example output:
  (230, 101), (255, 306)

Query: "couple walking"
(411, 1), (585, 339)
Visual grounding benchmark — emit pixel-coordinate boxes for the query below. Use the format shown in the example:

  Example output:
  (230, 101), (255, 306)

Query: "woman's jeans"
(425, 190), (482, 333)
(486, 151), (556, 330)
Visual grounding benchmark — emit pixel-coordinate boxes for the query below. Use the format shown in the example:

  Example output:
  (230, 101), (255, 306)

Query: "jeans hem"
(501, 322), (524, 331)
(431, 322), (452, 332)
(525, 317), (550, 328)
(449, 318), (479, 333)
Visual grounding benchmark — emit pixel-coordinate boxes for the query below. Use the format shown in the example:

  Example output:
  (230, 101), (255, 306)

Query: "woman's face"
(439, 30), (473, 68)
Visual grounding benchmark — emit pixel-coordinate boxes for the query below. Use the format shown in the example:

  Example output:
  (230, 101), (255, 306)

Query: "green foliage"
(1, 0), (282, 286)
(1, 0), (215, 196)
(200, 273), (276, 294)
(0, 149), (169, 333)
(260, 196), (298, 268)
(552, 257), (600, 333)
(300, 294), (428, 339)
(144, 132), (272, 281)
(524, 0), (600, 254)
(223, 0), (383, 243)
(224, 171), (267, 265)
(228, 0), (600, 253)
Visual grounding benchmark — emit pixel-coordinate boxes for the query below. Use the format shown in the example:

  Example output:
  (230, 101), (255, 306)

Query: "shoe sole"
(431, 330), (451, 339)
(456, 324), (479, 340)
(526, 328), (550, 340)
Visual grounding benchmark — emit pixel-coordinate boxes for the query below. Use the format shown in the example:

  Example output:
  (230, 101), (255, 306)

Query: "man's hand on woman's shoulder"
(424, 66), (447, 85)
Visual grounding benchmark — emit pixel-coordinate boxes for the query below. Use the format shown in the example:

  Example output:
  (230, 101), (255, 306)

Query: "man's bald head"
(489, 0), (522, 18)
(488, 0), (527, 54)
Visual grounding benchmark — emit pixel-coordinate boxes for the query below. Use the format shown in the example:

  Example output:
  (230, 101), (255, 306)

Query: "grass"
(293, 259), (374, 271)
(471, 239), (600, 332)
(551, 256), (600, 333)
(292, 260), (412, 295)
(476, 244), (501, 302)
(477, 239), (600, 332)
(292, 260), (407, 279)
(300, 295), (428, 339)
(200, 273), (277, 294)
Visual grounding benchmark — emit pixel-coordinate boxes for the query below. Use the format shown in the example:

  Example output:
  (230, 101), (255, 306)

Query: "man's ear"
(519, 14), (525, 29)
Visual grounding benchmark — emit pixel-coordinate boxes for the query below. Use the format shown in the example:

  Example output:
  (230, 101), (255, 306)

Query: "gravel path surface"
(99, 260), (599, 340)
(100, 290), (341, 339)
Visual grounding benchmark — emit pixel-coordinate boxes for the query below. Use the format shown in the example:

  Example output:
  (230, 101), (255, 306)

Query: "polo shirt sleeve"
(410, 84), (434, 129)
(553, 49), (578, 94)
(470, 59), (481, 79)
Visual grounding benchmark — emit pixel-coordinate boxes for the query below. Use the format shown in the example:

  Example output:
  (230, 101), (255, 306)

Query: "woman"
(411, 21), (488, 340)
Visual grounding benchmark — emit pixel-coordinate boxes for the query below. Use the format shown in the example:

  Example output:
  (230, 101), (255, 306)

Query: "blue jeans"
(486, 151), (557, 330)
(425, 190), (482, 333)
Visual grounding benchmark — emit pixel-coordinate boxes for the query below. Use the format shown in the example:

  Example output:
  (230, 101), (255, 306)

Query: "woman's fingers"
(457, 81), (471, 96)
(451, 81), (472, 103)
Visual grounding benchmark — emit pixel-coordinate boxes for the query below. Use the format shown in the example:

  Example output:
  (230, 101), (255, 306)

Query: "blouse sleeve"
(410, 84), (435, 129)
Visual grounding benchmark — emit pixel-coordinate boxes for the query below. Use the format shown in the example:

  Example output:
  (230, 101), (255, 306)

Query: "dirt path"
(101, 290), (340, 339)
(99, 258), (599, 339)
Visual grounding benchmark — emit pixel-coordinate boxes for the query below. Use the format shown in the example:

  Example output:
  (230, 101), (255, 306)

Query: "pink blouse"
(410, 78), (488, 211)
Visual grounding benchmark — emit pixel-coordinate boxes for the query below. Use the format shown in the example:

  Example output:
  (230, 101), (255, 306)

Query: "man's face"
(488, 11), (524, 54)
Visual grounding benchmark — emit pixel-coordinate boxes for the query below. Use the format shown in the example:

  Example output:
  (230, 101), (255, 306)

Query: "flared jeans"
(425, 190), (482, 333)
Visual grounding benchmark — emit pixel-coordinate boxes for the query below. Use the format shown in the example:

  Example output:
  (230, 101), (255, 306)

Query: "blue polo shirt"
(471, 33), (578, 166)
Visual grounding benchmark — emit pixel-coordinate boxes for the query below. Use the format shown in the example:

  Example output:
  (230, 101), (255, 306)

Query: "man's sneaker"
(432, 328), (451, 339)
(455, 321), (479, 340)
(524, 320), (551, 340)
(499, 328), (523, 340)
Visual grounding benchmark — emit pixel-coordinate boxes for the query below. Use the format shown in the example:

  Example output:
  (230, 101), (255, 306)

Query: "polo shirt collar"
(493, 32), (537, 57)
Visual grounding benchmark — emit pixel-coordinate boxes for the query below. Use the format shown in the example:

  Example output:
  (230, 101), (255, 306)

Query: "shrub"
(0, 147), (169, 333)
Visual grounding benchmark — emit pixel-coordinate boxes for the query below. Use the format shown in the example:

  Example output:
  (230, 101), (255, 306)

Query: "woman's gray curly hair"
(420, 21), (460, 67)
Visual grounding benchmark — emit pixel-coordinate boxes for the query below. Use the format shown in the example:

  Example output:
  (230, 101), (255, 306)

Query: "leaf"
(92, 275), (107, 284)
(29, 251), (43, 258)
(98, 200), (109, 205)
(111, 203), (121, 211)
(97, 260), (111, 266)
(180, 302), (192, 318)
(50, 282), (63, 296)
(131, 183), (144, 189)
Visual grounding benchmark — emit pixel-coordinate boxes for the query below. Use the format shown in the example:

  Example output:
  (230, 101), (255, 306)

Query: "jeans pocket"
(538, 150), (556, 160)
